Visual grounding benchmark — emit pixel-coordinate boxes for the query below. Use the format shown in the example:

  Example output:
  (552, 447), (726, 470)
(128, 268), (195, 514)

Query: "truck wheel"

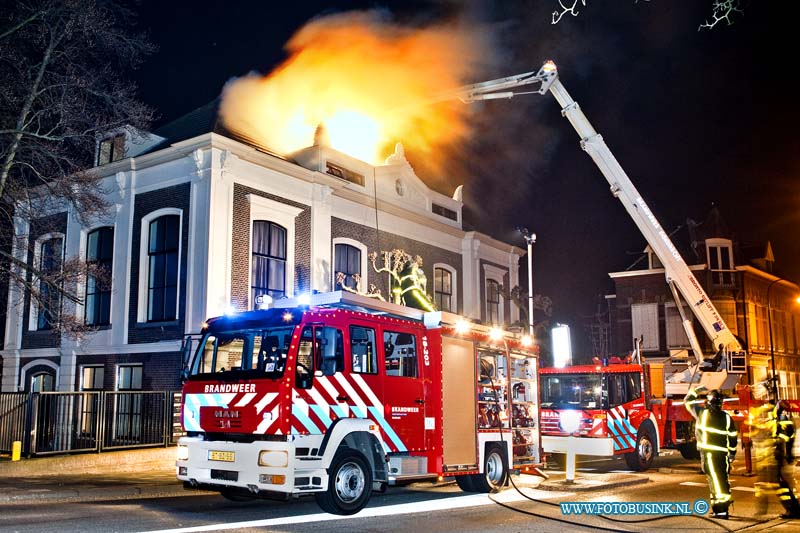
(315, 448), (373, 515)
(625, 427), (656, 471)
(678, 442), (700, 460)
(455, 474), (476, 492)
(470, 444), (508, 493)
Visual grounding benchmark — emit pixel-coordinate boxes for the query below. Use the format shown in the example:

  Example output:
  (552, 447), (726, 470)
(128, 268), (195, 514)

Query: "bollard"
(565, 436), (576, 484)
(11, 441), (21, 461)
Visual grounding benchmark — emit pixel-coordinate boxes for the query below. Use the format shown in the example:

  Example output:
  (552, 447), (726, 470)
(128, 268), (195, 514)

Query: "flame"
(219, 11), (486, 165)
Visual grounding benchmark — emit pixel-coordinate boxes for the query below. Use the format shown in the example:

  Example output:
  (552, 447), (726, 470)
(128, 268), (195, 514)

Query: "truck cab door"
(380, 328), (427, 452)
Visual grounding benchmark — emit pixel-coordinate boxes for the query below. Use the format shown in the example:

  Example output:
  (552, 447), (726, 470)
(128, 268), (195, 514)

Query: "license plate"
(208, 450), (235, 462)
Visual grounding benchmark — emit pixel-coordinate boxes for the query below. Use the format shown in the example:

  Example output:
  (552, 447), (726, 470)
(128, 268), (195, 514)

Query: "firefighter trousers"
(777, 465), (800, 516)
(702, 452), (731, 510)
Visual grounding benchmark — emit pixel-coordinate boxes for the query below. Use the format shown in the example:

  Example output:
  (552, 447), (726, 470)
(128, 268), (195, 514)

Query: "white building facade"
(1, 124), (522, 392)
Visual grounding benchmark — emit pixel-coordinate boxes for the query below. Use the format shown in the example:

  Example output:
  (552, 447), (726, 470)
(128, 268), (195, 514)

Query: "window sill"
(136, 320), (179, 328)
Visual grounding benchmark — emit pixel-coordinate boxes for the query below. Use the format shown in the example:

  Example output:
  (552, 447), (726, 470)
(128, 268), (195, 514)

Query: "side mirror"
(180, 367), (189, 383)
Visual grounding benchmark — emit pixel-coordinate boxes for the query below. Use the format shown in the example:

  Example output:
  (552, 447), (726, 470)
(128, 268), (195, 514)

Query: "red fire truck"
(539, 357), (748, 471)
(176, 291), (542, 514)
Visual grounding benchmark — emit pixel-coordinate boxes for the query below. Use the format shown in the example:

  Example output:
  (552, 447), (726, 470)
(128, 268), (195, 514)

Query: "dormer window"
(325, 162), (364, 186)
(97, 134), (125, 165)
(706, 238), (734, 286)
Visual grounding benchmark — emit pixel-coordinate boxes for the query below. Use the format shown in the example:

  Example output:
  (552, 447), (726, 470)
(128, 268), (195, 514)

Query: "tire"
(315, 448), (373, 515)
(455, 474), (476, 492)
(678, 442), (700, 460)
(625, 426), (657, 471)
(220, 488), (256, 502)
(470, 444), (508, 493)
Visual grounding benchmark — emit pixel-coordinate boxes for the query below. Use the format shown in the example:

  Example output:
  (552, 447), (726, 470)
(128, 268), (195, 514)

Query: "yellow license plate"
(208, 450), (235, 462)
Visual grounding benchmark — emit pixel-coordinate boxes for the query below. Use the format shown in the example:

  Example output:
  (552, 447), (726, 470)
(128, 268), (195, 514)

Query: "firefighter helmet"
(706, 389), (723, 410)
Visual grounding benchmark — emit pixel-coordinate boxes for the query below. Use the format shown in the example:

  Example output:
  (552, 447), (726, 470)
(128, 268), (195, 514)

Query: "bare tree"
(0, 0), (154, 337)
(550, 0), (744, 30)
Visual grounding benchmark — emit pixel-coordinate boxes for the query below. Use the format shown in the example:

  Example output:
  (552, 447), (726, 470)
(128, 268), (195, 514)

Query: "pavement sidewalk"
(0, 447), (650, 505)
(0, 447), (200, 504)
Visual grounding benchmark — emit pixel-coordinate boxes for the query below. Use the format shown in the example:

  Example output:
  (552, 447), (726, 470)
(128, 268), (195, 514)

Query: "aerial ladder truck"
(456, 61), (749, 469)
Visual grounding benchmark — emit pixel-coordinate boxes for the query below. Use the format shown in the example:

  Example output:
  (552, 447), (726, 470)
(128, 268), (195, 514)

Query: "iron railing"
(0, 391), (182, 457)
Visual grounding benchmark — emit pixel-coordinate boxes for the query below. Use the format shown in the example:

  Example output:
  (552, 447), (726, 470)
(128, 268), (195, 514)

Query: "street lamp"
(517, 227), (536, 337)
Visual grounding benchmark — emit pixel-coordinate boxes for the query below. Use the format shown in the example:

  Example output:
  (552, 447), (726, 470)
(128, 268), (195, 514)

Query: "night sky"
(132, 1), (799, 355)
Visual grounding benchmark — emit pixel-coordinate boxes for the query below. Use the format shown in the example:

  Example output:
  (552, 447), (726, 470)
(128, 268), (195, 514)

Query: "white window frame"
(332, 238), (368, 292)
(137, 208), (183, 323)
(483, 264), (506, 325)
(116, 364), (143, 391)
(631, 303), (659, 352)
(28, 232), (65, 331)
(80, 364), (105, 391)
(433, 262), (457, 313)
(706, 238), (735, 286)
(247, 194), (303, 308)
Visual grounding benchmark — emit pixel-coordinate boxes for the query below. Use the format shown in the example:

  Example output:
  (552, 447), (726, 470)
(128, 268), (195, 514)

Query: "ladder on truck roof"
(272, 291), (445, 329)
(271, 291), (515, 339)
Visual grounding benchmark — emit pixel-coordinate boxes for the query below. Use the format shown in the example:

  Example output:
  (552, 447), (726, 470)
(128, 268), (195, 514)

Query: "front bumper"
(542, 435), (616, 456)
(176, 436), (327, 495)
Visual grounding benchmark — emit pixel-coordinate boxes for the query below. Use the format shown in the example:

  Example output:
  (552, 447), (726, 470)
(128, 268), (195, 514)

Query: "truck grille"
(211, 469), (238, 482)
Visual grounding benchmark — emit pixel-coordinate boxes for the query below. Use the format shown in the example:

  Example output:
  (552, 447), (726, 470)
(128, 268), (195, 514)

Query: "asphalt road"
(1, 453), (798, 533)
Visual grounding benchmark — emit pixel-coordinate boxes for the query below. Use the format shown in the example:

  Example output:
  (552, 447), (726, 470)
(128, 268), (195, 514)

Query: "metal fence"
(0, 391), (182, 456)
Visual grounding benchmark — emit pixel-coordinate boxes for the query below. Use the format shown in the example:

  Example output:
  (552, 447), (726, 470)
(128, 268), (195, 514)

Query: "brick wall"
(127, 183), (191, 344)
(230, 183), (311, 310)
(76, 351), (182, 390)
(331, 217), (464, 314)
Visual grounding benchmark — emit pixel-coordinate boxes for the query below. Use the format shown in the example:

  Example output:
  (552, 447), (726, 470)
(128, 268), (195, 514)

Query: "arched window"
(36, 235), (64, 330)
(85, 226), (114, 326)
(147, 215), (180, 321)
(434, 267), (453, 312)
(30, 371), (55, 392)
(252, 221), (287, 306)
(334, 243), (361, 290)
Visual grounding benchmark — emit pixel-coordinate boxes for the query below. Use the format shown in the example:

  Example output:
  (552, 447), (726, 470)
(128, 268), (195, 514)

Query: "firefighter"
(685, 386), (738, 519)
(750, 391), (800, 518)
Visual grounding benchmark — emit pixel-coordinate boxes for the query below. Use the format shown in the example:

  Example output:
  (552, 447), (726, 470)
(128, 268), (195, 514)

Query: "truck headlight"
(258, 450), (288, 467)
(176, 445), (189, 461)
(560, 410), (582, 434)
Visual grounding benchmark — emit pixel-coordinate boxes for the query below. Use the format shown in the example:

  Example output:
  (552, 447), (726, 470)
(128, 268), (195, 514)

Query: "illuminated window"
(81, 366), (104, 390)
(252, 221), (286, 307)
(85, 226), (113, 326)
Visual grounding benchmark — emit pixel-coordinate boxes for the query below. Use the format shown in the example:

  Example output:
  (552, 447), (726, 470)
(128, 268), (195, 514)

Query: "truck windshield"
(190, 327), (295, 378)
(541, 373), (603, 409)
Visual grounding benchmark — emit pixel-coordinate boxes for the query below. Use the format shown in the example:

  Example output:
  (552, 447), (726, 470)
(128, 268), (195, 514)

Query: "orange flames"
(219, 11), (487, 166)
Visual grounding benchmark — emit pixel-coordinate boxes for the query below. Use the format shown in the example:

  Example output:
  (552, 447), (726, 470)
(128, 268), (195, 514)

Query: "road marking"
(609, 470), (634, 474)
(732, 486), (755, 492)
(141, 489), (571, 533)
(577, 468), (597, 471)
(680, 482), (707, 487)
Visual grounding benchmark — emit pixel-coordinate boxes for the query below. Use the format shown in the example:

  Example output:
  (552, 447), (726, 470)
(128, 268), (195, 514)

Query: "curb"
(0, 482), (210, 505)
